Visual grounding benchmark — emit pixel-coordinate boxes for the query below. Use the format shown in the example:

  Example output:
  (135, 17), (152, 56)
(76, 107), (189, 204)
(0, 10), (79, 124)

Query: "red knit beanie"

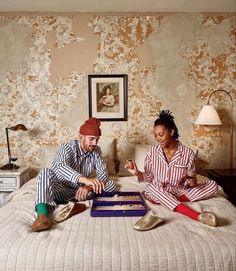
(79, 117), (101, 136)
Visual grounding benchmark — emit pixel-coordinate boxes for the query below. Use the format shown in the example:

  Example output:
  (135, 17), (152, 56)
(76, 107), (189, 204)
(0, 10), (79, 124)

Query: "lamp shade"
(9, 124), (28, 131)
(195, 105), (222, 125)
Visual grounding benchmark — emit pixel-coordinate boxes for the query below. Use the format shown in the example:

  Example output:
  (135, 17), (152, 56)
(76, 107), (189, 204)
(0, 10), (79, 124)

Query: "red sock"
(175, 203), (200, 220)
(177, 194), (190, 202)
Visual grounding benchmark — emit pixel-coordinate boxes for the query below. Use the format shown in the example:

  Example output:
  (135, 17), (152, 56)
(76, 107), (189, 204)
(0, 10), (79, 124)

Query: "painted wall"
(0, 12), (235, 174)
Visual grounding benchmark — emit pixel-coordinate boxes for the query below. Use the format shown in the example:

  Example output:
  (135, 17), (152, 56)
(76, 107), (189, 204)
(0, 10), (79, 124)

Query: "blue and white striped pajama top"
(36, 140), (116, 207)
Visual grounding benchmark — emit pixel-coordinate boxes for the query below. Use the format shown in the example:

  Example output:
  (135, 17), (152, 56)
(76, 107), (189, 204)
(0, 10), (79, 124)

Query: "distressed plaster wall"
(0, 12), (235, 174)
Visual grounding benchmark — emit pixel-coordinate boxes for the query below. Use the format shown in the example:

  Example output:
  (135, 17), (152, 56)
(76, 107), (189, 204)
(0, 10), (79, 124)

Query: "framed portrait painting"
(88, 74), (128, 121)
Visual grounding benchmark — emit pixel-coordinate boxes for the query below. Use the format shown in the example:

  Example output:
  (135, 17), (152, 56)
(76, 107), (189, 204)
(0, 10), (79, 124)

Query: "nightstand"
(0, 167), (30, 192)
(206, 168), (236, 206)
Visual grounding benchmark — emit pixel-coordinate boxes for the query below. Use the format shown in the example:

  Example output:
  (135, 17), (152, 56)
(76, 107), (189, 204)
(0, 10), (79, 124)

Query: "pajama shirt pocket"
(174, 164), (188, 184)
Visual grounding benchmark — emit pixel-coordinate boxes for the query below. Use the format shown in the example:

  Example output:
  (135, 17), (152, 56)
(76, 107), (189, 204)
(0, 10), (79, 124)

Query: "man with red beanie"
(32, 117), (116, 232)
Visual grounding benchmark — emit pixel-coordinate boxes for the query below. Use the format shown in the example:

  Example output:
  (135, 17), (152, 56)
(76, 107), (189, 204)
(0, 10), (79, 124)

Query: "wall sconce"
(0, 124), (28, 170)
(195, 89), (234, 170)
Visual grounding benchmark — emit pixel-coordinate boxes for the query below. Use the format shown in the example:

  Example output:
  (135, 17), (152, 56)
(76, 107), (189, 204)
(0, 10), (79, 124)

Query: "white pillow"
(116, 142), (152, 176)
(98, 139), (116, 175)
(117, 141), (135, 176)
(135, 144), (152, 172)
(40, 139), (116, 175)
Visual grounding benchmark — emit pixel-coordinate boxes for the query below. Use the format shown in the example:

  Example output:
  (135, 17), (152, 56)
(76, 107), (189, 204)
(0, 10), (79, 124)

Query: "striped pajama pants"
(36, 168), (116, 207)
(143, 179), (218, 211)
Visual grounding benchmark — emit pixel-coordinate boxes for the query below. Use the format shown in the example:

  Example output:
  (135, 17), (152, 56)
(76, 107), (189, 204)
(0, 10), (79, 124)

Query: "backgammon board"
(90, 191), (148, 217)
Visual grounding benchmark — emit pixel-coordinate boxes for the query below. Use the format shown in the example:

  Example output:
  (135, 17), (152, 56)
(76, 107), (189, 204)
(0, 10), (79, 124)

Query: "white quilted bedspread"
(0, 176), (235, 271)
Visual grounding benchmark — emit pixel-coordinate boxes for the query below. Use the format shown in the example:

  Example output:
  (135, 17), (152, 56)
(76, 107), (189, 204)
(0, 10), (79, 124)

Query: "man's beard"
(87, 145), (95, 152)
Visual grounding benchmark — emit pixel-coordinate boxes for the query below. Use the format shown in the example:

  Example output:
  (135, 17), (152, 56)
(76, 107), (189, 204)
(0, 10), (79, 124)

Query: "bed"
(0, 142), (236, 271)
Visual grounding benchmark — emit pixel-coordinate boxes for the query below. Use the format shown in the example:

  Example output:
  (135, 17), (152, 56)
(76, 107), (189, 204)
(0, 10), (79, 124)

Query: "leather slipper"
(134, 209), (164, 231)
(55, 201), (86, 223)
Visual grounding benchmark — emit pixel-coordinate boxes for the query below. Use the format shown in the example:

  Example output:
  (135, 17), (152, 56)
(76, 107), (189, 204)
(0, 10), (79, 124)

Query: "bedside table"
(206, 168), (236, 206)
(0, 167), (30, 192)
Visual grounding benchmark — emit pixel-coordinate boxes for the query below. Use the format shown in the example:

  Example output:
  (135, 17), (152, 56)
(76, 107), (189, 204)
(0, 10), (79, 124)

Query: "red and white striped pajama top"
(142, 142), (218, 210)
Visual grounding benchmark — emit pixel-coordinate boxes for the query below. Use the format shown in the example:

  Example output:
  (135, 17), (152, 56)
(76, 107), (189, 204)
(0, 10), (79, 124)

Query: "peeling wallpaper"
(0, 13), (235, 173)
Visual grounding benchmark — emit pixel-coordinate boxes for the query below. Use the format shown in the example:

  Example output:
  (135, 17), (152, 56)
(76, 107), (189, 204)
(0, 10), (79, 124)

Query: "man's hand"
(76, 186), (93, 201)
(79, 176), (105, 194)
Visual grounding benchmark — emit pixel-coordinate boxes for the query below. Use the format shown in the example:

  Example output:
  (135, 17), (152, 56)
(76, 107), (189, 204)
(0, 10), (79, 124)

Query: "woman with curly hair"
(125, 110), (218, 227)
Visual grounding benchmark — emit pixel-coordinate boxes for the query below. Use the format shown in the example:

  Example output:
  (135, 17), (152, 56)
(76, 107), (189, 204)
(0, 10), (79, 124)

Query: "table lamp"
(195, 89), (234, 170)
(0, 124), (28, 170)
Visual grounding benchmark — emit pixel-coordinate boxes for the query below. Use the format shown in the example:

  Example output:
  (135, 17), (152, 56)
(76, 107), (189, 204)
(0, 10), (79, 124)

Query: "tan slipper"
(198, 211), (217, 227)
(55, 202), (86, 223)
(134, 210), (165, 231)
(32, 214), (51, 232)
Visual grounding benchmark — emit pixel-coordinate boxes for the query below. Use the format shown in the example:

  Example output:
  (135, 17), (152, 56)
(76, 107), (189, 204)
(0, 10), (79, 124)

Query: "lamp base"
(0, 163), (19, 170)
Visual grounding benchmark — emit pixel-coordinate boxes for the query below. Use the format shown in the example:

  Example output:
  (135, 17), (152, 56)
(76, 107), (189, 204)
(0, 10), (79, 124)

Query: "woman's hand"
(185, 177), (198, 187)
(124, 160), (144, 181)
(185, 168), (198, 187)
(124, 159), (141, 175)
(79, 176), (105, 194)
(124, 159), (136, 174)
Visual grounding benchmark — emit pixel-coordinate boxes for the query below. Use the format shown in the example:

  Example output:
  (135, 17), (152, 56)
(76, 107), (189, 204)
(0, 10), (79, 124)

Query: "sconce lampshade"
(195, 88), (234, 170)
(195, 105), (222, 125)
(10, 124), (28, 131)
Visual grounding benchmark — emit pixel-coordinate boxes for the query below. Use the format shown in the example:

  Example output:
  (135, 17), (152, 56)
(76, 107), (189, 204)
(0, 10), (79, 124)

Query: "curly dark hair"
(154, 110), (179, 140)
(103, 84), (112, 93)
